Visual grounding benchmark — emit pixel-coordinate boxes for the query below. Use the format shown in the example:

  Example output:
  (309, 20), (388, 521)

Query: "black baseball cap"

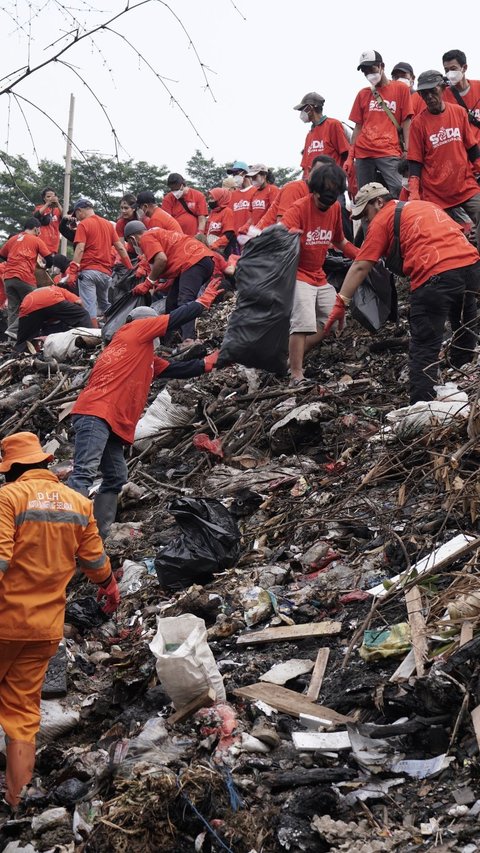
(391, 62), (414, 77)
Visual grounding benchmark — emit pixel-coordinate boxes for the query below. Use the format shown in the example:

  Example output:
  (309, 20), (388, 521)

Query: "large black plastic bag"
(101, 291), (151, 343)
(350, 261), (396, 333)
(155, 497), (241, 590)
(108, 265), (137, 305)
(217, 225), (300, 375)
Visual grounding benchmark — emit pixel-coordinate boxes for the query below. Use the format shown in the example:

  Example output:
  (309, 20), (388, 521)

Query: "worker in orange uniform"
(206, 188), (236, 256)
(0, 432), (118, 814)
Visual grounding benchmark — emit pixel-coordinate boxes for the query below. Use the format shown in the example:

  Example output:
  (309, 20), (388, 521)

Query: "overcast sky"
(1, 0), (480, 184)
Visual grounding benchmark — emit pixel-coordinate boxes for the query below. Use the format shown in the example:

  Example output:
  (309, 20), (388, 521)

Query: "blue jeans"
(78, 270), (111, 319)
(68, 415), (128, 496)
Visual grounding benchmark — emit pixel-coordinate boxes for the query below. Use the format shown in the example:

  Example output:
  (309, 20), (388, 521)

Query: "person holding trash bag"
(14, 285), (92, 352)
(281, 162), (358, 386)
(124, 221), (216, 346)
(323, 183), (480, 404)
(68, 279), (222, 539)
(0, 431), (117, 815)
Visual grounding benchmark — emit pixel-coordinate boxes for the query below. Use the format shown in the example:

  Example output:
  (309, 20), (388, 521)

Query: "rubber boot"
(93, 491), (118, 541)
(5, 740), (36, 809)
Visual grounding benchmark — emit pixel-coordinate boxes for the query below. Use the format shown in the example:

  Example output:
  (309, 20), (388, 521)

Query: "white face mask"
(396, 77), (411, 87)
(254, 176), (265, 187)
(300, 109), (311, 123)
(233, 175), (244, 188)
(401, 177), (409, 188)
(172, 188), (184, 199)
(446, 69), (463, 85)
(366, 72), (382, 87)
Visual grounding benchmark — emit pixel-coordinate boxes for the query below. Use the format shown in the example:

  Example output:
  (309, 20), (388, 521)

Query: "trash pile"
(2, 292), (480, 853)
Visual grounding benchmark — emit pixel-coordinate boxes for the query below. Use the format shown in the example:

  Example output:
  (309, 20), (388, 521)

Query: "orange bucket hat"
(0, 431), (53, 473)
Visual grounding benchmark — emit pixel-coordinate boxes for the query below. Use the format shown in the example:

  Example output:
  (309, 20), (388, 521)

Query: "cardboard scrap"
(234, 682), (350, 724)
(292, 731), (351, 752)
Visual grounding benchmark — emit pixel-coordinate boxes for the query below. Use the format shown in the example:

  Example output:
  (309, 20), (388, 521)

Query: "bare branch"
(12, 93), (40, 165)
(229, 0), (247, 20)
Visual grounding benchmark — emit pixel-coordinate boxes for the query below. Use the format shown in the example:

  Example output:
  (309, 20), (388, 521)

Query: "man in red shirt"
(68, 283), (221, 538)
(14, 285), (92, 352)
(348, 49), (413, 197)
(135, 191), (182, 233)
(324, 183), (480, 403)
(226, 161), (256, 243)
(443, 50), (480, 144)
(33, 188), (63, 254)
(161, 173), (208, 237)
(0, 218), (53, 340)
(391, 62), (424, 116)
(63, 200), (132, 325)
(293, 91), (350, 177)
(125, 221), (215, 344)
(281, 163), (358, 385)
(206, 188), (236, 256)
(407, 69), (480, 247)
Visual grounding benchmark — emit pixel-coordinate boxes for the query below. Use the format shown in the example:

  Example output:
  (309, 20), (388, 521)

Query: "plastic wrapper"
(359, 623), (411, 661)
(43, 327), (101, 361)
(350, 261), (396, 333)
(134, 387), (193, 450)
(386, 383), (469, 437)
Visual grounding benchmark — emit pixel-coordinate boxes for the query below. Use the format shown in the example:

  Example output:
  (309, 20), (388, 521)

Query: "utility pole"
(60, 94), (75, 255)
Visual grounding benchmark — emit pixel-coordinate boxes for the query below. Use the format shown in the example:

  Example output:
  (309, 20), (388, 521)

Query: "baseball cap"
(72, 198), (93, 212)
(350, 182), (390, 219)
(417, 70), (446, 91)
(124, 220), (147, 239)
(167, 173), (185, 186)
(293, 91), (325, 110)
(246, 163), (267, 177)
(391, 62), (414, 77)
(357, 50), (383, 70)
(226, 160), (249, 174)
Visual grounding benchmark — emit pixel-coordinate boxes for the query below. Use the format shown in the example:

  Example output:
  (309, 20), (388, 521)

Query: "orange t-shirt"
(411, 91), (426, 117)
(34, 205), (61, 254)
(139, 227), (214, 278)
(356, 199), (479, 291)
(229, 185), (257, 233)
(250, 184), (280, 226)
(350, 81), (413, 158)
(145, 207), (182, 233)
(75, 215), (120, 275)
(206, 206), (235, 247)
(277, 179), (309, 218)
(161, 188), (208, 236)
(19, 285), (81, 317)
(408, 103), (479, 208)
(281, 196), (344, 286)
(301, 118), (350, 176)
(444, 79), (480, 143)
(0, 233), (51, 286)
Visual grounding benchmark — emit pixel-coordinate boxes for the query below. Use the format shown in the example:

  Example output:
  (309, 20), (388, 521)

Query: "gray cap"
(124, 220), (147, 238)
(417, 70), (446, 91)
(126, 306), (159, 322)
(293, 91), (325, 110)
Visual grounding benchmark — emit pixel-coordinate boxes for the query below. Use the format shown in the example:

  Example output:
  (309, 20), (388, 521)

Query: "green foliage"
(186, 149), (228, 195)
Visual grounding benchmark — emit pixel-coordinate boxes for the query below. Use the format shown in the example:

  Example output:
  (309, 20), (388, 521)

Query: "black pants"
(409, 261), (480, 403)
(15, 302), (93, 351)
(165, 257), (214, 340)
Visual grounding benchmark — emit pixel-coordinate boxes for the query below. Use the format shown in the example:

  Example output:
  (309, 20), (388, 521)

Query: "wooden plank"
(389, 648), (416, 683)
(237, 622), (341, 646)
(306, 648), (330, 700)
(460, 622), (474, 646)
(167, 687), (216, 726)
(471, 704), (480, 751)
(292, 731), (351, 752)
(368, 534), (480, 598)
(233, 682), (350, 725)
(405, 586), (427, 677)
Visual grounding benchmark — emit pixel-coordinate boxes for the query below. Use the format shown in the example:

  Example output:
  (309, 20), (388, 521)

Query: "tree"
(186, 150), (227, 195)
(272, 165), (302, 187)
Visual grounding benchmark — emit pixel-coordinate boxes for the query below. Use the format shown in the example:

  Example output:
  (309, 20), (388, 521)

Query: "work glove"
(134, 257), (150, 279)
(204, 350), (220, 372)
(96, 573), (120, 615)
(132, 279), (152, 296)
(62, 261), (80, 287)
(323, 294), (347, 336)
(407, 176), (421, 200)
(196, 276), (225, 309)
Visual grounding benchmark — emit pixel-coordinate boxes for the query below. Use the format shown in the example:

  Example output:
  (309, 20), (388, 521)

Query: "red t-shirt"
(75, 215), (120, 274)
(350, 81), (413, 158)
(145, 207), (182, 233)
(161, 188), (208, 236)
(411, 91), (426, 117)
(356, 199), (479, 291)
(206, 206), (235, 247)
(407, 103), (479, 208)
(277, 179), (309, 218)
(139, 227), (214, 278)
(19, 285), (81, 317)
(250, 184), (280, 226)
(229, 186), (256, 233)
(444, 79), (480, 143)
(281, 196), (344, 286)
(301, 118), (350, 175)
(72, 315), (170, 444)
(34, 205), (61, 254)
(0, 233), (51, 286)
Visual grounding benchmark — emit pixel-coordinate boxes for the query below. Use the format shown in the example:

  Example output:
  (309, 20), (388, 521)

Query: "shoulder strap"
(177, 195), (197, 218)
(394, 201), (405, 238)
(448, 84), (480, 128)
(371, 88), (401, 130)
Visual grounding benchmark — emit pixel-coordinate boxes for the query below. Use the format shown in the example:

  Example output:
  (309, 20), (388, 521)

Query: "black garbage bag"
(155, 497), (241, 590)
(108, 264), (138, 305)
(217, 225), (299, 375)
(101, 291), (151, 343)
(64, 596), (108, 633)
(324, 252), (353, 291)
(350, 260), (397, 333)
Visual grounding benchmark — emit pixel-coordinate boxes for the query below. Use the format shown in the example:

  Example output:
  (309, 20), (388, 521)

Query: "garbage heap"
(1, 294), (480, 853)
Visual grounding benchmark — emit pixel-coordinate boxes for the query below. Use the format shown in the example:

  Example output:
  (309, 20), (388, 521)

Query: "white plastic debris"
(260, 659), (314, 685)
(43, 327), (102, 360)
(134, 387), (193, 449)
(385, 383), (469, 438)
(32, 806), (70, 835)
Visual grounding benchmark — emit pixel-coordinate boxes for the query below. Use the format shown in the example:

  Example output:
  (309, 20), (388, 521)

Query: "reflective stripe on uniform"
(0, 559), (9, 573)
(15, 510), (90, 527)
(78, 552), (108, 571)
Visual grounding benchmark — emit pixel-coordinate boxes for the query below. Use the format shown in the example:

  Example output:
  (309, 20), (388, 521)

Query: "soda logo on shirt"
(233, 200), (250, 211)
(369, 99), (397, 113)
(209, 222), (221, 232)
(307, 139), (325, 154)
(187, 202), (195, 209)
(429, 126), (461, 147)
(252, 199), (266, 210)
(305, 228), (332, 245)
